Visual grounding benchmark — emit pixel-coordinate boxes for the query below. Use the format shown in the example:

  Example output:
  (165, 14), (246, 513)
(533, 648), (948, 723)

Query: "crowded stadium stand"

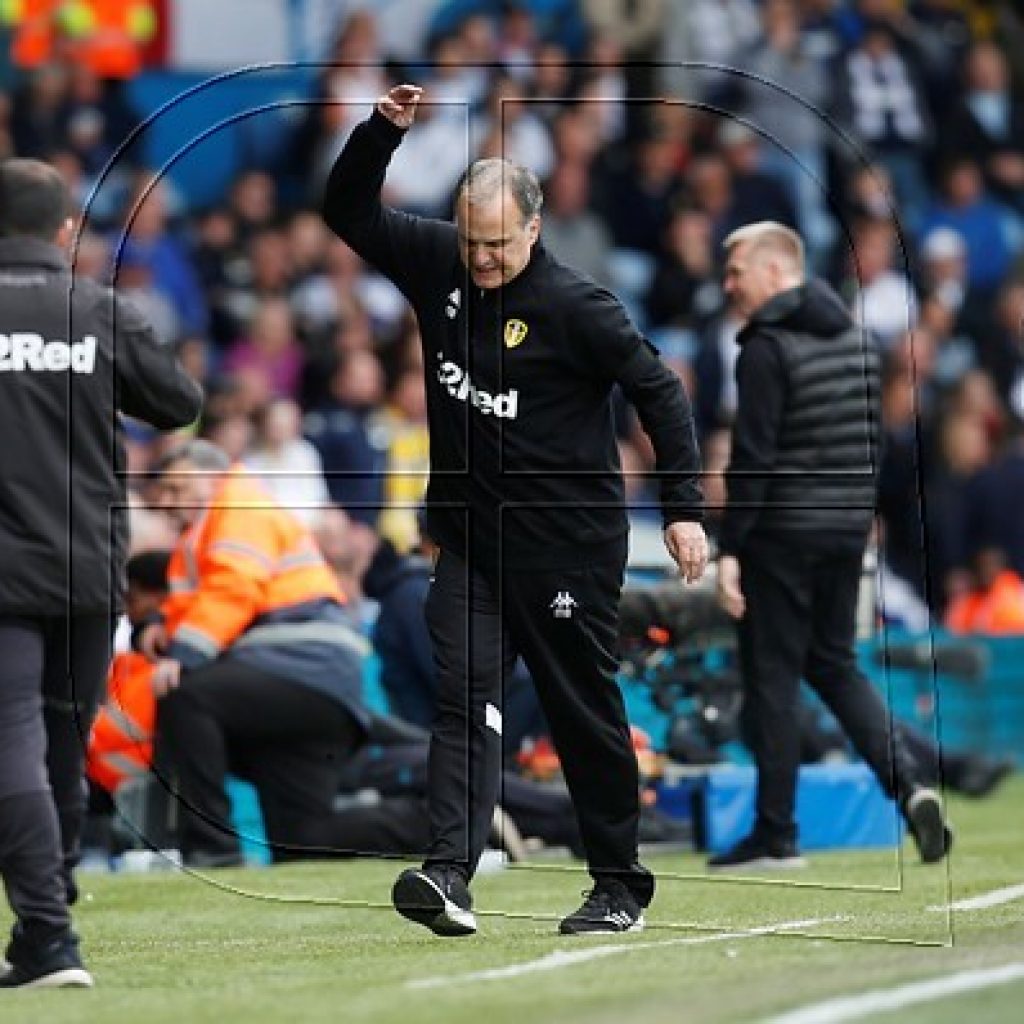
(3, 0), (1020, 863)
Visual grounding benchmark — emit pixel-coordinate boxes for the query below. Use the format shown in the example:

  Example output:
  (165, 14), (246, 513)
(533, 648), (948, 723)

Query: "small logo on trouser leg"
(550, 591), (578, 619)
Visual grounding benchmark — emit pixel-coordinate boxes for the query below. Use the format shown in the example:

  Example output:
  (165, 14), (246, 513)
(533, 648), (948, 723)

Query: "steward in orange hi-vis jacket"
(141, 440), (369, 866)
(86, 652), (156, 795)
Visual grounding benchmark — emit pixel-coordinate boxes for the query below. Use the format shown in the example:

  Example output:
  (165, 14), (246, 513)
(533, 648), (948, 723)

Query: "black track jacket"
(323, 110), (702, 570)
(0, 238), (203, 614)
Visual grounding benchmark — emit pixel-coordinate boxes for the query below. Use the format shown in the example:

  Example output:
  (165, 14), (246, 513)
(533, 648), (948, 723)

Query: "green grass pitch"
(1, 777), (1021, 1023)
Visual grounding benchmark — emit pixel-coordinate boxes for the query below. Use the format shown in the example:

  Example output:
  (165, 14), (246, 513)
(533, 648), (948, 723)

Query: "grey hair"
(153, 439), (231, 476)
(458, 158), (543, 223)
(723, 221), (805, 277)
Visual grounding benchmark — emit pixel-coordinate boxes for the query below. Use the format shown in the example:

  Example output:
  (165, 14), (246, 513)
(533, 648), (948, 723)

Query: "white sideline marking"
(927, 882), (1024, 913)
(406, 917), (828, 990)
(764, 962), (1024, 1024)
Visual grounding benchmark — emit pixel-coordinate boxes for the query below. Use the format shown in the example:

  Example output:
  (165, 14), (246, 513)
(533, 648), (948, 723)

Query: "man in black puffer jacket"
(711, 221), (950, 870)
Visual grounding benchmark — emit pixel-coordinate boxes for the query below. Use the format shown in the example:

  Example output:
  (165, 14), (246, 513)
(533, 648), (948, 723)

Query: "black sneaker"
(0, 934), (93, 989)
(559, 881), (644, 935)
(904, 788), (953, 863)
(392, 866), (477, 937)
(708, 832), (806, 870)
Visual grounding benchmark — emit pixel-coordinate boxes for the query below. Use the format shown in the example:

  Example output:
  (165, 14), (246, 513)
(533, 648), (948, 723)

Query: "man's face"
(152, 458), (219, 532)
(456, 190), (540, 289)
(125, 583), (166, 626)
(722, 241), (779, 319)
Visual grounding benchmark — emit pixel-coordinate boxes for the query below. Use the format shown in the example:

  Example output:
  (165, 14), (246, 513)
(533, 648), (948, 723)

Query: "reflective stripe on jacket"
(163, 465), (345, 667)
(86, 651), (155, 794)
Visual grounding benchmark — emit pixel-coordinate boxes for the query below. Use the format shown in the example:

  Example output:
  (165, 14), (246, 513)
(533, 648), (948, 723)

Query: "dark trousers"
(155, 661), (363, 863)
(424, 549), (651, 902)
(0, 615), (110, 948)
(737, 536), (922, 842)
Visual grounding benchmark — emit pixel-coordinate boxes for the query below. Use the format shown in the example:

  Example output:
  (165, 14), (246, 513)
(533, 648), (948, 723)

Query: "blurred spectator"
(377, 368), (430, 554)
(685, 151), (736, 250)
(472, 73), (555, 179)
(227, 169), (277, 243)
(907, 0), (973, 115)
(835, 14), (933, 230)
(841, 216), (918, 348)
(497, 2), (538, 81)
(424, 31), (486, 114)
(965, 419), (1024, 578)
(223, 296), (304, 401)
(645, 204), (723, 334)
(312, 504), (379, 615)
(11, 63), (68, 158)
(245, 397), (331, 528)
(529, 41), (573, 125)
(200, 407), (255, 464)
(382, 97), (472, 217)
(982, 280), (1024, 421)
(597, 127), (682, 255)
(303, 11), (389, 183)
(119, 172), (209, 337)
(918, 156), (1015, 292)
(454, 12), (500, 98)
(946, 547), (1024, 634)
(573, 32), (628, 147)
(581, 0), (665, 102)
(730, 0), (833, 263)
(540, 160), (612, 286)
(72, 227), (112, 282)
(716, 120), (798, 234)
(304, 349), (389, 526)
(191, 207), (241, 348)
(61, 62), (136, 176)
(945, 41), (1024, 215)
(917, 226), (994, 352)
(658, 0), (761, 103)
(115, 246), (181, 346)
(691, 303), (746, 442)
(840, 160), (898, 226)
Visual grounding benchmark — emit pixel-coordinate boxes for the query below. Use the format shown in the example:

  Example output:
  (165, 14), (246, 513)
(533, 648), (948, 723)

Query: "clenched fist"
(377, 84), (423, 130)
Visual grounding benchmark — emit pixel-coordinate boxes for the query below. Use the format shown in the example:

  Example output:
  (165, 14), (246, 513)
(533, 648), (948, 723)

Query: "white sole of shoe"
(392, 871), (477, 937)
(17, 967), (94, 989)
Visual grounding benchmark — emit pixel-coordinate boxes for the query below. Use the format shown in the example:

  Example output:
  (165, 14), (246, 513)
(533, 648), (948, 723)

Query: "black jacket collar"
(0, 237), (68, 271)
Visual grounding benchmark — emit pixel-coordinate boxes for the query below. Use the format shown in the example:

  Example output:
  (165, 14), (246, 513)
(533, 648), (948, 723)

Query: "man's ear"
(528, 214), (541, 245)
(56, 217), (76, 252)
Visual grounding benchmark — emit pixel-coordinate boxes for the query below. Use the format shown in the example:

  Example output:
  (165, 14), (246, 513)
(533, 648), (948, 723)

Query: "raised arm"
(321, 84), (456, 298)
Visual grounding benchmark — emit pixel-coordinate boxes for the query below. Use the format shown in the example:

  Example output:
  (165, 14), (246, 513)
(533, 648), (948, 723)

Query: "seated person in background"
(946, 547), (1024, 635)
(244, 396), (332, 528)
(87, 552), (172, 802)
(139, 440), (370, 867)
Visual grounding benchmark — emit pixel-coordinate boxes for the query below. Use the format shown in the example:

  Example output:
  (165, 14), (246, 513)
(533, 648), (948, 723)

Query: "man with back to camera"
(0, 158), (203, 987)
(712, 221), (951, 869)
(322, 84), (707, 936)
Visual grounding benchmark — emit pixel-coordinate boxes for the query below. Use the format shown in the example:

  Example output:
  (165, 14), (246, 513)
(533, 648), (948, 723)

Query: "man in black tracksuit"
(323, 85), (707, 936)
(0, 159), (202, 986)
(712, 221), (950, 869)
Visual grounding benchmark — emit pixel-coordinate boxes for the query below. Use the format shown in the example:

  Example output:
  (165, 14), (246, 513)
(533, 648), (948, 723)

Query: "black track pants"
(737, 536), (923, 842)
(423, 550), (652, 903)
